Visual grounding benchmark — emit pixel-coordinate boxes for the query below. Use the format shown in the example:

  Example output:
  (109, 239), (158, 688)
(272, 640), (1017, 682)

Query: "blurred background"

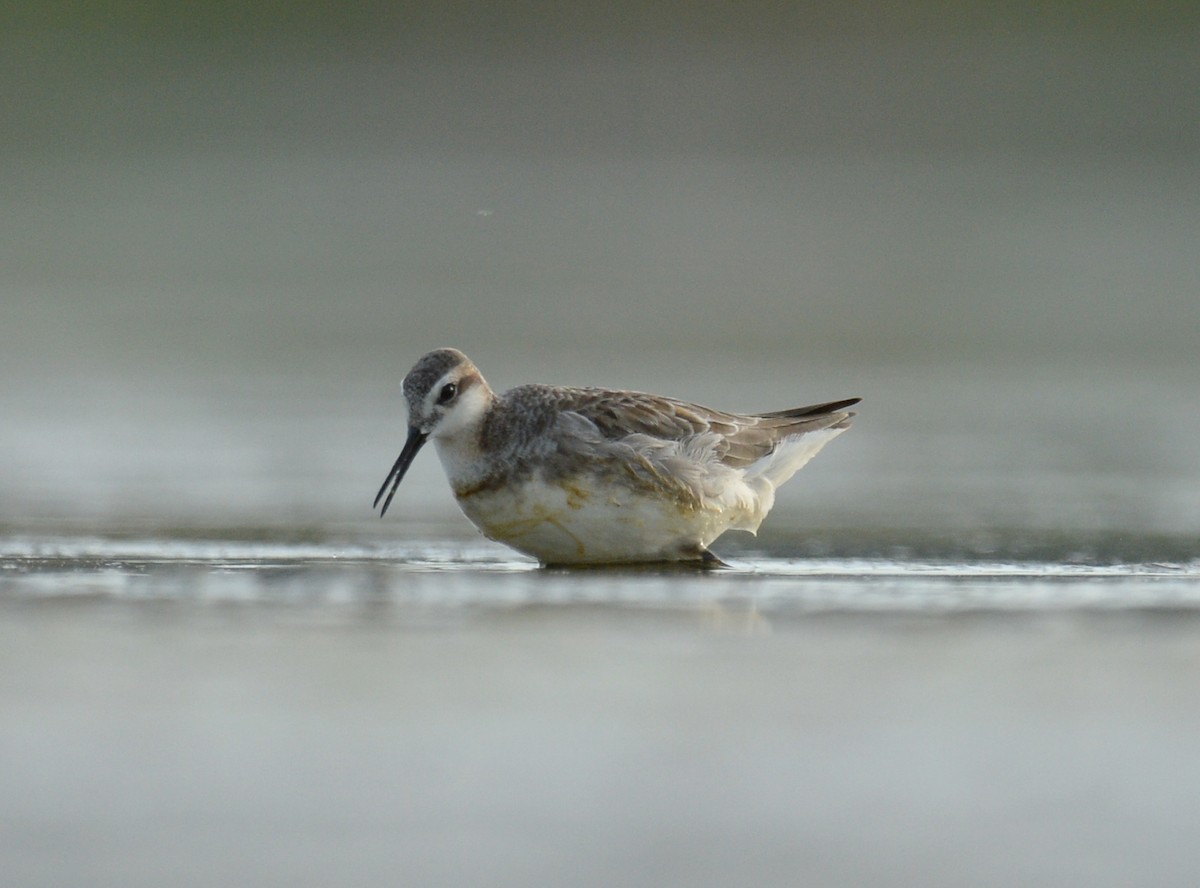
(4, 6), (1200, 888)
(2, 0), (1198, 543)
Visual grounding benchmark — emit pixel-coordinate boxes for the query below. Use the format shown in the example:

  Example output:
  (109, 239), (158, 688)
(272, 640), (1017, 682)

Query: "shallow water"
(4, 533), (1199, 614)
(4, 532), (1200, 887)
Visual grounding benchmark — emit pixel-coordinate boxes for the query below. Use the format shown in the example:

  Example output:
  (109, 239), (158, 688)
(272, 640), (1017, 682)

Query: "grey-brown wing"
(555, 387), (859, 469)
(557, 388), (737, 439)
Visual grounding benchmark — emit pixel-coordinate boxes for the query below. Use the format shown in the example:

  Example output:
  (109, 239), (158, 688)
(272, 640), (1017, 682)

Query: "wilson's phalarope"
(374, 348), (859, 566)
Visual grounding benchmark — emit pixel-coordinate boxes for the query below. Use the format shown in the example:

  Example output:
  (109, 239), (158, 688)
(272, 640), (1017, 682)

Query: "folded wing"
(560, 388), (859, 470)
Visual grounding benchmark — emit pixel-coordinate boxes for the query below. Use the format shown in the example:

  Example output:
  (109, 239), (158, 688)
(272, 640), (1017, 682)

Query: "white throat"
(429, 384), (491, 486)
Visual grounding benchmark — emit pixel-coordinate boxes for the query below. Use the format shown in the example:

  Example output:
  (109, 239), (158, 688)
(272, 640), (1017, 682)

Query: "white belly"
(454, 475), (737, 565)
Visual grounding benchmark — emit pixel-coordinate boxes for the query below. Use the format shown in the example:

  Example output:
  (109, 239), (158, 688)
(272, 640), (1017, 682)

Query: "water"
(4, 9), (1200, 886)
(4, 533), (1200, 611)
(4, 533), (1200, 887)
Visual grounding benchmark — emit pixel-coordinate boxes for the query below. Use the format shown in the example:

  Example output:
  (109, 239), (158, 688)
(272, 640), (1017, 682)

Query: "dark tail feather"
(756, 397), (861, 420)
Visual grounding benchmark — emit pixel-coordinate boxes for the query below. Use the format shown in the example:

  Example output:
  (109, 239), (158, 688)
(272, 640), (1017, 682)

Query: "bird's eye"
(437, 382), (457, 405)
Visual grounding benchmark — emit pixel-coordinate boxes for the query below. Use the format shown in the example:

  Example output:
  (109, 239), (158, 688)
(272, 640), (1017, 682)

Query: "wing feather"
(547, 387), (859, 470)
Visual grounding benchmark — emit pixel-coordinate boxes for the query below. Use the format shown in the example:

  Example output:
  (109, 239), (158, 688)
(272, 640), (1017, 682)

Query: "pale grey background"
(2, 2), (1197, 537)
(3, 5), (1199, 887)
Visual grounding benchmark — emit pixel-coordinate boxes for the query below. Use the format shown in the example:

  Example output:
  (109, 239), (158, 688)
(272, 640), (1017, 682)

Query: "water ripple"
(2, 535), (1198, 614)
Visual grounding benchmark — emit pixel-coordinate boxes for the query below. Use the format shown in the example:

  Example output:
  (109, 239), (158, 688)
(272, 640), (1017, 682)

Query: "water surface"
(3, 531), (1200, 888)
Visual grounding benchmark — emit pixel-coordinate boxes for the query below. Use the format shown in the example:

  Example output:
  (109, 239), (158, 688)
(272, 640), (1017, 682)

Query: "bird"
(374, 348), (858, 566)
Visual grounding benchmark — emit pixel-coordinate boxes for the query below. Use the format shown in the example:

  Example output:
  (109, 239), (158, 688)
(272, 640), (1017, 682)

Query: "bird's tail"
(749, 398), (859, 488)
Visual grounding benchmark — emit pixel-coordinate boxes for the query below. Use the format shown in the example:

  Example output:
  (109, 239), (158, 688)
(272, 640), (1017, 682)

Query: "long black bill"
(373, 426), (428, 517)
